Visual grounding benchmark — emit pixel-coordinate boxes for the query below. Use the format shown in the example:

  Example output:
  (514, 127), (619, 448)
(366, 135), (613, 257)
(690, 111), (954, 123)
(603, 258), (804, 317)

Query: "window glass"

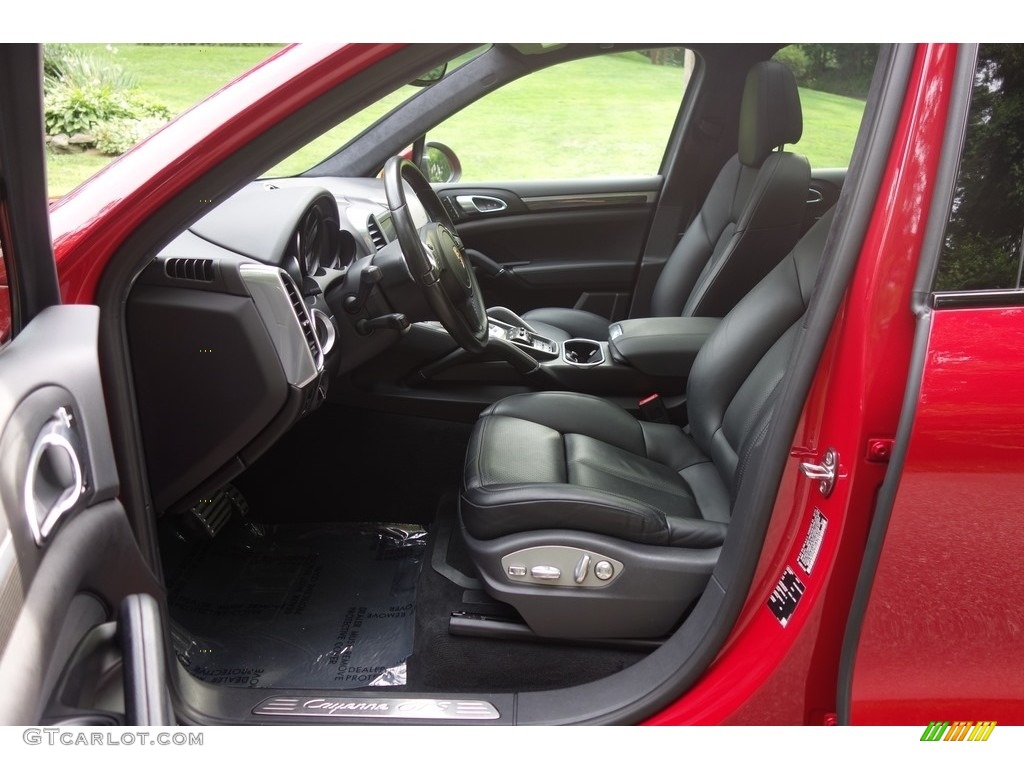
(771, 44), (877, 169)
(428, 48), (693, 181)
(934, 44), (1024, 293)
(44, 44), (286, 199)
(264, 46), (491, 178)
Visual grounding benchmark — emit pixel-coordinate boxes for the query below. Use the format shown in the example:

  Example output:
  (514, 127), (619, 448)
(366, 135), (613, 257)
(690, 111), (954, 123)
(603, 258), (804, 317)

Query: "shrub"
(42, 43), (75, 82)
(772, 45), (810, 81)
(43, 44), (138, 92)
(43, 44), (172, 155)
(93, 116), (169, 155)
(45, 82), (169, 138)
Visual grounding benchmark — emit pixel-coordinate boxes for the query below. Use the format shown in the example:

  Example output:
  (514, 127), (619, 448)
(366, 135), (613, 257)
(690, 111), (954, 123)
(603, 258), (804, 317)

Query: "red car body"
(3, 41), (1019, 726)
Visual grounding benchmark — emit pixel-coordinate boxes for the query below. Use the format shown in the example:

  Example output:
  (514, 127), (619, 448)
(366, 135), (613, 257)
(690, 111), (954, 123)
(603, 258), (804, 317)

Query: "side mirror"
(422, 141), (462, 184)
(410, 63), (447, 87)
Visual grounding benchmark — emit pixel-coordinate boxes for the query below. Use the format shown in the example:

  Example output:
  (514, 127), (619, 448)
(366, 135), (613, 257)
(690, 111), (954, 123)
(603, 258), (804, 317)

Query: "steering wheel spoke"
(383, 156), (489, 353)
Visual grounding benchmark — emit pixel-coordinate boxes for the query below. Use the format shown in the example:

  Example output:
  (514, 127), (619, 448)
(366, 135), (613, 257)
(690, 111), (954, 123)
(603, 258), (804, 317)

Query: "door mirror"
(422, 141), (462, 183)
(410, 63), (447, 87)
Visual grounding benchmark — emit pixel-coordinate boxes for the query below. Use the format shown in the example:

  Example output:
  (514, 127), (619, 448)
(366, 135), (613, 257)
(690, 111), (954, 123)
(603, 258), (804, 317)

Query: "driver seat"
(522, 59), (810, 343)
(460, 208), (834, 638)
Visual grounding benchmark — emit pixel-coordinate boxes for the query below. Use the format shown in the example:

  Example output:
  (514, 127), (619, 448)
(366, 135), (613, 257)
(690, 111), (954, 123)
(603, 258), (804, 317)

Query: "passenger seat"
(522, 60), (811, 343)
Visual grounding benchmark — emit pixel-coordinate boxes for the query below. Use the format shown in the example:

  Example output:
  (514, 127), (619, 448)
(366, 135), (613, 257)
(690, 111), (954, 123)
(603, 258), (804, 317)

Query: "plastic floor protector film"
(166, 524), (426, 690)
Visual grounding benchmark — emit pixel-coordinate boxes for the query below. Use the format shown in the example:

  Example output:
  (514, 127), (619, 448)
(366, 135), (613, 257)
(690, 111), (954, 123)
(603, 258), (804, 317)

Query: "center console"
(479, 308), (720, 397)
(487, 317), (558, 359)
(343, 309), (722, 422)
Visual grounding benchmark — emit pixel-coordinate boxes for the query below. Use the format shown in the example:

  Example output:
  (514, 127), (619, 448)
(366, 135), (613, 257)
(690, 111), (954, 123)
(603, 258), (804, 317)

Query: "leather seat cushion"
(462, 392), (730, 547)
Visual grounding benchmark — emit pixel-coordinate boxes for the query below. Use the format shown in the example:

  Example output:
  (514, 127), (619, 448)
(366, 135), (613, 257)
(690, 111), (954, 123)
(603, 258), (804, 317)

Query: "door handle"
(455, 195), (508, 214)
(25, 406), (86, 545)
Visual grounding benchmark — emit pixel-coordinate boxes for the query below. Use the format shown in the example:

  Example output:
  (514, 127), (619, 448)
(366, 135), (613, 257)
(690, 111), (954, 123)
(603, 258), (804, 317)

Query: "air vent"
(366, 216), (387, 251)
(165, 258), (214, 282)
(281, 275), (322, 367)
(239, 264), (322, 387)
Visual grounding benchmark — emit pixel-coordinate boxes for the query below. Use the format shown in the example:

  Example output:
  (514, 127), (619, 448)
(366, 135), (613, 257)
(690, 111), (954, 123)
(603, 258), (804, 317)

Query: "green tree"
(788, 44), (877, 97)
(936, 44), (1024, 291)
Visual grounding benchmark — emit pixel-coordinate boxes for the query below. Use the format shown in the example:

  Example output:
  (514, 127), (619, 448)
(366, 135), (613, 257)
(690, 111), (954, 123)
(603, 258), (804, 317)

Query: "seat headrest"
(738, 60), (803, 167)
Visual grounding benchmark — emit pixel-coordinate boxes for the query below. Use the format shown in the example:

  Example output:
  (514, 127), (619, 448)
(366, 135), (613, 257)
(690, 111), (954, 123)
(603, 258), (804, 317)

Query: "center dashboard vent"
(366, 216), (387, 251)
(165, 258), (215, 282)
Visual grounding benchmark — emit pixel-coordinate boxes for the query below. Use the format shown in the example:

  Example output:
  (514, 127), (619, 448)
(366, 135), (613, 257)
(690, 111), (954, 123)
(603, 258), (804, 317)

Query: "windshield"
(261, 46), (490, 179)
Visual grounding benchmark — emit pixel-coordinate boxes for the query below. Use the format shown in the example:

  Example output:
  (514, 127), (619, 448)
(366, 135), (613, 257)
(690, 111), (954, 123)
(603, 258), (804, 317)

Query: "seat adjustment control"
(501, 547), (624, 588)
(531, 566), (561, 580)
(574, 554), (590, 583)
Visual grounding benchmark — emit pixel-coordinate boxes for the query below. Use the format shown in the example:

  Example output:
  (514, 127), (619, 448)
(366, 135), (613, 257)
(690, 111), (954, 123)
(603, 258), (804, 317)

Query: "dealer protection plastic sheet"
(167, 524), (426, 690)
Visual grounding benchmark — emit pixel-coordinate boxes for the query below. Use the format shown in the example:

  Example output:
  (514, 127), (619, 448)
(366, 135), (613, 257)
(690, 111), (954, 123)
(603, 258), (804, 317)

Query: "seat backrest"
(649, 60), (810, 320)
(687, 207), (834, 498)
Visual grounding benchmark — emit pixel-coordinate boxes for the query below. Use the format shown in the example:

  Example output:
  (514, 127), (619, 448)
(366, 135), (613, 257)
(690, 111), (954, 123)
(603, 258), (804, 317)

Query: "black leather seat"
(521, 60), (811, 344)
(461, 209), (834, 639)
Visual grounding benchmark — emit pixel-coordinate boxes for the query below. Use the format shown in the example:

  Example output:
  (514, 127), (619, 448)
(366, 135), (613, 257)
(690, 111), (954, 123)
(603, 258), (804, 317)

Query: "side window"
(772, 44), (877, 169)
(428, 48), (693, 181)
(934, 44), (1024, 293)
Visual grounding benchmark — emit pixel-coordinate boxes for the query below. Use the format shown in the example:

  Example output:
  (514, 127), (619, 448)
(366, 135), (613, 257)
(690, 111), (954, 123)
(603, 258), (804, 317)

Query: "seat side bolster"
(735, 151), (811, 233)
(460, 482), (672, 544)
(649, 157), (741, 318)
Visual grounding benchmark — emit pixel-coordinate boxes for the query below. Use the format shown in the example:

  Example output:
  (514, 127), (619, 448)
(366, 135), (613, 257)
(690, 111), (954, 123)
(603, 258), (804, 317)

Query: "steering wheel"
(383, 156), (489, 353)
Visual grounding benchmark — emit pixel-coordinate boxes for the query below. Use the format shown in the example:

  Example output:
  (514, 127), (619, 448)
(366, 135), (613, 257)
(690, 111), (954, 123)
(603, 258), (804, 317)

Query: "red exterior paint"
(849, 305), (1024, 724)
(50, 43), (406, 305)
(646, 43), (958, 725)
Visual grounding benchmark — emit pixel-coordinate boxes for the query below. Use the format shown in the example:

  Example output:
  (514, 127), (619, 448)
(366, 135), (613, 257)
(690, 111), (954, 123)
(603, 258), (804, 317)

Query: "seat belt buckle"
(638, 393), (671, 424)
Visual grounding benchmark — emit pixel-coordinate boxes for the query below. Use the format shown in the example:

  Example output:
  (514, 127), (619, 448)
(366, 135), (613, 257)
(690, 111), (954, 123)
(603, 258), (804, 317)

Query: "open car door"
(0, 45), (168, 726)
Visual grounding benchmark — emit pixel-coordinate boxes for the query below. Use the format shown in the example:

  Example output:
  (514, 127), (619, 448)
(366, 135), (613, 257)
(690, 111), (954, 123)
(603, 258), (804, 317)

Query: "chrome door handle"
(25, 406), (86, 545)
(799, 448), (838, 498)
(455, 195), (508, 214)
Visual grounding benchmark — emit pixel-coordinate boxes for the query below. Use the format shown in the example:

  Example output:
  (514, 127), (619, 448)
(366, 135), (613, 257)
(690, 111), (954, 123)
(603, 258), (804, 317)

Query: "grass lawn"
(47, 44), (282, 197)
(46, 45), (867, 196)
(75, 44), (284, 114)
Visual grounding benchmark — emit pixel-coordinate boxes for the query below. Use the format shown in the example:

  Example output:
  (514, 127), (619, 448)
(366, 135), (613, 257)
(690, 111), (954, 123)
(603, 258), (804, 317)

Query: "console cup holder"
(563, 339), (605, 368)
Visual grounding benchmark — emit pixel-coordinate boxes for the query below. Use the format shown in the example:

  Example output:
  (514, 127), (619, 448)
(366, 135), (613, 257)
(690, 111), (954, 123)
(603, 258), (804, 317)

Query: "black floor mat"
(162, 494), (648, 695)
(405, 498), (650, 693)
(165, 523), (426, 690)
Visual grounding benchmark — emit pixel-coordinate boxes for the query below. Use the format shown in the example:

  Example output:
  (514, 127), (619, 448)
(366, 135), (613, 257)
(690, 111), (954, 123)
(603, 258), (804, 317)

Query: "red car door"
(844, 43), (1024, 725)
(0, 45), (168, 726)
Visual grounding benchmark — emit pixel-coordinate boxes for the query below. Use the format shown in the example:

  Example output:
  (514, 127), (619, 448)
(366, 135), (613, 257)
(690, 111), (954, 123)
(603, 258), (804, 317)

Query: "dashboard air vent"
(281, 275), (322, 367)
(165, 258), (214, 282)
(366, 216), (387, 251)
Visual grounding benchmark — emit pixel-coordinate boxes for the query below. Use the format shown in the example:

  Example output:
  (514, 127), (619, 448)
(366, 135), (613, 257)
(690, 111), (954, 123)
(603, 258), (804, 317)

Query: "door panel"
(0, 306), (161, 724)
(436, 177), (660, 318)
(847, 304), (1024, 724)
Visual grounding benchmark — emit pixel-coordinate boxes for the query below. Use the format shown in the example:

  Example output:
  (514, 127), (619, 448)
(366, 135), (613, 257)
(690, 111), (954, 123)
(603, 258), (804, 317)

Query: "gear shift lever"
(486, 306), (558, 358)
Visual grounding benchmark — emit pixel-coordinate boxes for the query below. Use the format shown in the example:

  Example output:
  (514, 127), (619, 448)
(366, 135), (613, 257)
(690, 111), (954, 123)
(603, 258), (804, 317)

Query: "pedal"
(181, 485), (248, 541)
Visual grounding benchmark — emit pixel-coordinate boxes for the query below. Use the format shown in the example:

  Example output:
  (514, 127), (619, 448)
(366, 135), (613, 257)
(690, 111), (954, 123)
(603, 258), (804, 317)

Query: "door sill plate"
(253, 696), (500, 720)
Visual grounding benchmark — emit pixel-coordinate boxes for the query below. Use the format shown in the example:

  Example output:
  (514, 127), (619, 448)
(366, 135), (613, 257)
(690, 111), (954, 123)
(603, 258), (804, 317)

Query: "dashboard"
(127, 179), (427, 514)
